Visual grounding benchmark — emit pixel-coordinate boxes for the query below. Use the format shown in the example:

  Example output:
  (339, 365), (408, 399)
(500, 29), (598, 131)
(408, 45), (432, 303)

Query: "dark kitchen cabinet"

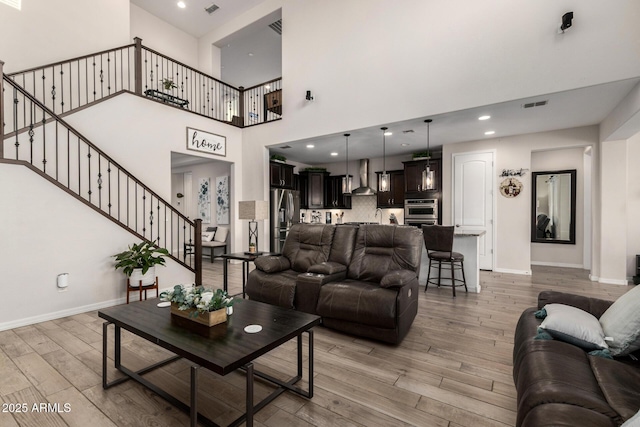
(270, 162), (295, 189)
(324, 175), (352, 209)
(376, 170), (404, 208)
(299, 171), (328, 209)
(403, 158), (441, 197)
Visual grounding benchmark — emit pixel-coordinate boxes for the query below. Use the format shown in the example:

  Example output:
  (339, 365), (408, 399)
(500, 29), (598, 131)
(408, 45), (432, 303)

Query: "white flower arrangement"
(160, 285), (234, 316)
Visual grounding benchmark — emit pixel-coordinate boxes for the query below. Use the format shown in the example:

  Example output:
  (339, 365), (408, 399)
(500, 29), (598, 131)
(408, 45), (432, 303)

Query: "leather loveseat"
(513, 291), (640, 427)
(246, 223), (423, 344)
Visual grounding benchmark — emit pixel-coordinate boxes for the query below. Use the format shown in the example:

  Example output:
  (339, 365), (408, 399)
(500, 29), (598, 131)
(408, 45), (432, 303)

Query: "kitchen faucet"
(374, 208), (383, 224)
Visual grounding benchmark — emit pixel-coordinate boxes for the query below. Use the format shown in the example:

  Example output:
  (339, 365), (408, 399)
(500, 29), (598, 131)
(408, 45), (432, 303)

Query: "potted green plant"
(160, 285), (235, 326)
(412, 151), (431, 160)
(248, 242), (256, 253)
(270, 154), (287, 163)
(113, 241), (169, 287)
(161, 78), (177, 91)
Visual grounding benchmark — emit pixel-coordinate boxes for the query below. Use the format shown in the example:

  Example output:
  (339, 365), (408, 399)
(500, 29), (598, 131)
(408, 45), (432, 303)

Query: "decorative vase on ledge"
(170, 303), (227, 327)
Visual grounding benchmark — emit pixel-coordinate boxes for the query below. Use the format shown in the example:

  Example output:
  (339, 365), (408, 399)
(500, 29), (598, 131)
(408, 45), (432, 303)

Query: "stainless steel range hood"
(351, 159), (376, 195)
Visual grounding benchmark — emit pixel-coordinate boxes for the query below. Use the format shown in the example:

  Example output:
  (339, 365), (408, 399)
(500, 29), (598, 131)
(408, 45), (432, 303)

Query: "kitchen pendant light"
(379, 127), (390, 192)
(422, 119), (435, 191)
(342, 133), (352, 194)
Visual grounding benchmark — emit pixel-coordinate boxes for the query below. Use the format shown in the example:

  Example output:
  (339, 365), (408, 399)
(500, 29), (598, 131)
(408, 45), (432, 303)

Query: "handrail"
(243, 76), (283, 92)
(2, 74), (202, 284)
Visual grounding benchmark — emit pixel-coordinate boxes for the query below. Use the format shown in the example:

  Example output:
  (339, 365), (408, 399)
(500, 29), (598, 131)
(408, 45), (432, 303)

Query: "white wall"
(627, 133), (640, 279)
(0, 163), (193, 330)
(0, 0), (130, 73)
(130, 3), (199, 69)
(442, 126), (598, 275)
(530, 147), (585, 267)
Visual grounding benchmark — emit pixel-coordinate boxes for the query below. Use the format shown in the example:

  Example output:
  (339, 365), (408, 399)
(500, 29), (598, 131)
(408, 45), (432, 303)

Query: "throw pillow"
(201, 232), (215, 242)
(599, 285), (640, 356)
(214, 227), (228, 243)
(621, 409), (640, 427)
(539, 303), (609, 350)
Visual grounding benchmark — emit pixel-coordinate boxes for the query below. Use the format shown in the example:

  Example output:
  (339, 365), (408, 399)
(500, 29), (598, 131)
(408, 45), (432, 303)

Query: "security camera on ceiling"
(559, 11), (574, 33)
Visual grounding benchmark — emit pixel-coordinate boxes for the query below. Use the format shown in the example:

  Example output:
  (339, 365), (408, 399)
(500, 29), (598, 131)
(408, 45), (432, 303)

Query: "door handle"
(455, 224), (461, 227)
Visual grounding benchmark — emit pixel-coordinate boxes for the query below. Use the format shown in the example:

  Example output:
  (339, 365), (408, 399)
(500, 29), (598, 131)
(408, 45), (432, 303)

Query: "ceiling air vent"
(523, 100), (548, 109)
(269, 19), (282, 35)
(205, 4), (219, 14)
(279, 145), (291, 149)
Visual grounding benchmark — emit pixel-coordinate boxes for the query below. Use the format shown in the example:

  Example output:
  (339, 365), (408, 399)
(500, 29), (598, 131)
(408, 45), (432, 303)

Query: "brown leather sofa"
(513, 291), (640, 427)
(246, 223), (423, 344)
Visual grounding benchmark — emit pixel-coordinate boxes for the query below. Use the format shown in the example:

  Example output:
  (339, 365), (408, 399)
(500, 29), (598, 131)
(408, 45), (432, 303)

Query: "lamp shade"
(238, 201), (269, 220)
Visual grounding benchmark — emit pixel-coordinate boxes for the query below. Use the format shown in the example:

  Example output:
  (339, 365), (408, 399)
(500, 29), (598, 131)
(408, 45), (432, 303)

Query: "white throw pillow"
(214, 227), (228, 243)
(201, 232), (215, 242)
(539, 304), (608, 350)
(621, 409), (640, 427)
(599, 285), (640, 356)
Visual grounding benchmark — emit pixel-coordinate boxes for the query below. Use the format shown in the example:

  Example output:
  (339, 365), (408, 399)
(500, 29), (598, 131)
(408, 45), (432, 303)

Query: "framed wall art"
(186, 127), (226, 157)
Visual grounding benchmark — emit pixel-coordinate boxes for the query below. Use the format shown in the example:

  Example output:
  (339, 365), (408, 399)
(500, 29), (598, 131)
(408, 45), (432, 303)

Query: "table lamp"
(238, 200), (269, 255)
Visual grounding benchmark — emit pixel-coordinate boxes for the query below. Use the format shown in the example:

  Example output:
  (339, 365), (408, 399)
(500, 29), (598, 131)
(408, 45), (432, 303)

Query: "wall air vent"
(269, 19), (282, 35)
(523, 100), (548, 109)
(205, 4), (219, 14)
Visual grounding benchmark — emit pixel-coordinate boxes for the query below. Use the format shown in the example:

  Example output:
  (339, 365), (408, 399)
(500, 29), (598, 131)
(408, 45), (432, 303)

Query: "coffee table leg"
(246, 362), (254, 427)
(190, 365), (199, 427)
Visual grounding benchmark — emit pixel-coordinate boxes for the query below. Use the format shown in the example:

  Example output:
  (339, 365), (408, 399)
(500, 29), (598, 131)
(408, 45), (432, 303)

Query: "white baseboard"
(598, 277), (629, 286)
(530, 261), (585, 269)
(493, 268), (532, 276)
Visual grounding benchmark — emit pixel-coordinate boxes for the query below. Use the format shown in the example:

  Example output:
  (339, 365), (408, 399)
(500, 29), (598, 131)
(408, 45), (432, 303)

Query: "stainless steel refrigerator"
(270, 189), (300, 253)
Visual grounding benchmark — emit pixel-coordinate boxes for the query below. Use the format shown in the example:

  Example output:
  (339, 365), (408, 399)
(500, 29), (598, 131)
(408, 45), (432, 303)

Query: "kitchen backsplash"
(300, 196), (405, 225)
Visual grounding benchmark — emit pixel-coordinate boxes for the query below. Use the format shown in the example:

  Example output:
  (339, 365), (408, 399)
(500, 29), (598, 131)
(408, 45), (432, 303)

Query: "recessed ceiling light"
(484, 131), (495, 135)
(177, 1), (186, 9)
(306, 144), (314, 148)
(478, 115), (491, 121)
(248, 53), (254, 57)
(330, 152), (339, 156)
(401, 143), (410, 147)
(384, 131), (392, 136)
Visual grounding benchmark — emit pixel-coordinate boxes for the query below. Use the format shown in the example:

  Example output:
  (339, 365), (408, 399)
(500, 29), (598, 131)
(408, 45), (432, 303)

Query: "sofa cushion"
(254, 256), (291, 273)
(521, 403), (617, 427)
(307, 261), (347, 275)
(590, 355), (640, 421)
(538, 304), (609, 350)
(599, 285), (640, 356)
(348, 225), (422, 283)
(245, 269), (298, 308)
(380, 269), (417, 288)
(316, 280), (398, 329)
(282, 224), (335, 272)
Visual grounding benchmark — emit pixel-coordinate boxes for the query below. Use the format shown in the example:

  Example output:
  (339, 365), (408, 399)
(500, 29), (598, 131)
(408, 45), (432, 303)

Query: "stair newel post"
(238, 86), (245, 127)
(0, 60), (4, 158)
(133, 37), (143, 96)
(194, 218), (203, 287)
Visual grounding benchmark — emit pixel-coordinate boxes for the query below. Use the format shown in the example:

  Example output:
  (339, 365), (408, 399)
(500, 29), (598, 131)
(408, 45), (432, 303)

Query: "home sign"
(186, 127), (226, 157)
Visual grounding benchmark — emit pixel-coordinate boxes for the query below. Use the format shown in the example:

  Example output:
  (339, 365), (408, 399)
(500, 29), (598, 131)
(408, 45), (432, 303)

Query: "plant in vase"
(249, 242), (256, 253)
(113, 240), (169, 287)
(161, 78), (177, 91)
(160, 285), (234, 326)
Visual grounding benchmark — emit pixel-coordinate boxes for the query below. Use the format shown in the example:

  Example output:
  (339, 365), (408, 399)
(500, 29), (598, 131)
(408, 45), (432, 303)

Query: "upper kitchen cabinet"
(376, 170), (404, 208)
(270, 161), (295, 189)
(299, 171), (328, 209)
(324, 175), (352, 209)
(404, 158), (441, 197)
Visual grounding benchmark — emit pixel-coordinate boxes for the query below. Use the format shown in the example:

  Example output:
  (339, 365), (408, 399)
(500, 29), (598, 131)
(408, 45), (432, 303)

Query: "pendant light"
(379, 127), (390, 192)
(341, 133), (352, 194)
(422, 119), (435, 190)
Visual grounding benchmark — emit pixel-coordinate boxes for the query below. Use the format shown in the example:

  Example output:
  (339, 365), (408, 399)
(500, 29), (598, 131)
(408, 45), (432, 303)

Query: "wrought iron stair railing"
(1, 73), (203, 285)
(6, 38), (282, 127)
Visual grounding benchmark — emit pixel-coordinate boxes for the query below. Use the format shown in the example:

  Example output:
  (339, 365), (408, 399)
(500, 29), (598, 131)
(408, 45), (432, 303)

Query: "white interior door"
(453, 151), (494, 270)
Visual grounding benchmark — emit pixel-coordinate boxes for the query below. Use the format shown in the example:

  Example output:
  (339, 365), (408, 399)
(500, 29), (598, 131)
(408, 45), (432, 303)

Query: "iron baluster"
(108, 163), (112, 216)
(149, 194), (153, 241)
(41, 115), (46, 173)
(142, 187), (146, 236)
(107, 53), (111, 94)
(87, 147), (91, 201)
(97, 153), (102, 209)
(99, 55), (104, 98)
(12, 86), (19, 158)
(60, 67), (64, 112)
(55, 121), (59, 180)
(92, 57), (96, 100)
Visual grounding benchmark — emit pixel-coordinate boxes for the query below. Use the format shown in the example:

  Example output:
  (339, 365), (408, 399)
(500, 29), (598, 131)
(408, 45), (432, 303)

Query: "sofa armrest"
(295, 271), (347, 314)
(538, 291), (614, 318)
(380, 269), (418, 288)
(254, 256), (291, 273)
(307, 261), (347, 275)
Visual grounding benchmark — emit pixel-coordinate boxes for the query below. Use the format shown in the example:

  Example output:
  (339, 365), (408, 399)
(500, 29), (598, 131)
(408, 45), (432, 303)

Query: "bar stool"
(421, 225), (467, 297)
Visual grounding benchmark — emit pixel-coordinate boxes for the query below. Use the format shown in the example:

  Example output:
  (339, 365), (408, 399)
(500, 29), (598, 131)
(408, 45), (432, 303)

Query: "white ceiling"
(270, 78), (640, 165)
(132, 1), (639, 168)
(130, 0), (267, 38)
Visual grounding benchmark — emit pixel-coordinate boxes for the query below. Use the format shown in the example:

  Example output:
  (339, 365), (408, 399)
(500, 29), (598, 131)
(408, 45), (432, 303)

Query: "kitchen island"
(418, 230), (486, 293)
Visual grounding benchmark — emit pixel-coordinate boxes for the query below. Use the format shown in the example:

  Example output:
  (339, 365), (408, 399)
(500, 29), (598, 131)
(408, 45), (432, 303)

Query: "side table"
(220, 252), (280, 298)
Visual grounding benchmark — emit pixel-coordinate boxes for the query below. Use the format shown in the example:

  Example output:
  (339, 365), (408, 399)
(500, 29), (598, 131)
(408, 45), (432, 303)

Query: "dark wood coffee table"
(99, 298), (320, 427)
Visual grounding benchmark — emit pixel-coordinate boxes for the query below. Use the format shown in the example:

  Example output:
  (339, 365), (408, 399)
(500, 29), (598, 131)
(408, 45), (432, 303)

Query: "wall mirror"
(531, 169), (576, 244)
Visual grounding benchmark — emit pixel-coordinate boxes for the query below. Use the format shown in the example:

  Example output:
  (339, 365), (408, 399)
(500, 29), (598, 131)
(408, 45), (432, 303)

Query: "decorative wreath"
(499, 178), (523, 198)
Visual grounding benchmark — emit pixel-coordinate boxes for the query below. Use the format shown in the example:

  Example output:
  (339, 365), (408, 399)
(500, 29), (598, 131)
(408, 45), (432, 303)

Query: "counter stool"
(126, 277), (158, 304)
(422, 225), (467, 297)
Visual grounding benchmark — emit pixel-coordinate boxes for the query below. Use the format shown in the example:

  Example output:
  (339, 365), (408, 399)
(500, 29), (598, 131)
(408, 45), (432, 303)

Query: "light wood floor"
(0, 263), (632, 427)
